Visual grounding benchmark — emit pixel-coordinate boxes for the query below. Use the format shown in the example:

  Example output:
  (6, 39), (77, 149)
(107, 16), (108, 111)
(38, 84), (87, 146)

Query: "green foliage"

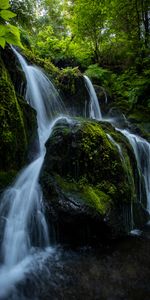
(0, 0), (10, 10)
(0, 0), (22, 48)
(42, 0), (65, 35)
(0, 9), (16, 20)
(21, 47), (60, 80)
(111, 67), (150, 110)
(10, 0), (37, 29)
(60, 66), (80, 77)
(70, 0), (106, 62)
(34, 25), (65, 60)
(85, 64), (113, 86)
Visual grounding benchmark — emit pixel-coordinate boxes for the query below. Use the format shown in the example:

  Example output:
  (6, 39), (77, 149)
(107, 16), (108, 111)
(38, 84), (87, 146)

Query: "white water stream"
(0, 53), (149, 297)
(0, 49), (69, 298)
(117, 129), (150, 213)
(83, 75), (102, 120)
(85, 75), (150, 217)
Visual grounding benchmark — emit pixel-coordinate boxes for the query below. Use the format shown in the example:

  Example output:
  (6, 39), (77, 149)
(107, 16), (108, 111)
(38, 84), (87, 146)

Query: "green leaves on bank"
(0, 9), (16, 21)
(0, 0), (22, 48)
(0, 0), (10, 10)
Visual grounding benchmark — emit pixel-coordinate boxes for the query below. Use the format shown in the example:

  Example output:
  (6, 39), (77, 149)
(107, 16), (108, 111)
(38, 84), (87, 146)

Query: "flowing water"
(83, 75), (102, 120)
(117, 129), (150, 213)
(0, 49), (69, 298)
(106, 133), (124, 162)
(85, 75), (150, 219)
(100, 86), (108, 104)
(0, 55), (150, 298)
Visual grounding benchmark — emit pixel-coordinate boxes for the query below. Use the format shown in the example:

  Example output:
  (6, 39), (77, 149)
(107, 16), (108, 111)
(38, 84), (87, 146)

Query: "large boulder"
(40, 118), (147, 245)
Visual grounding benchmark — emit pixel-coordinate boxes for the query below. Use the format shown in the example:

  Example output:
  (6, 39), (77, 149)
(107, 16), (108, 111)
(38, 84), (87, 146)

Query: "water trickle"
(85, 77), (150, 224)
(117, 129), (150, 212)
(83, 75), (102, 120)
(0, 48), (69, 297)
(106, 133), (124, 162)
(100, 86), (108, 104)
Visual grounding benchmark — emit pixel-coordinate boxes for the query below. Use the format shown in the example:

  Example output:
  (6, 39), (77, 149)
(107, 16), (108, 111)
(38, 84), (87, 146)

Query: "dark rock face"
(57, 70), (90, 117)
(0, 49), (37, 190)
(40, 119), (147, 245)
(1, 46), (26, 96)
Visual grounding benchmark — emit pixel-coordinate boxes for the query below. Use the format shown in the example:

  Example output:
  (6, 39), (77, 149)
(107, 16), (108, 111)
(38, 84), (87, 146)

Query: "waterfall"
(0, 48), (68, 297)
(85, 77), (150, 224)
(106, 133), (135, 229)
(106, 133), (124, 162)
(100, 86), (108, 104)
(117, 129), (150, 213)
(83, 75), (102, 120)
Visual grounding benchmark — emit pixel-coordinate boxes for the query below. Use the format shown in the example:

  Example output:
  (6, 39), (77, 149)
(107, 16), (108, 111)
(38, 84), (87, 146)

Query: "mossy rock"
(0, 53), (37, 183)
(128, 105), (150, 142)
(40, 118), (143, 245)
(21, 47), (60, 83)
(1, 46), (26, 96)
(0, 55), (27, 171)
(57, 69), (90, 117)
(0, 170), (17, 192)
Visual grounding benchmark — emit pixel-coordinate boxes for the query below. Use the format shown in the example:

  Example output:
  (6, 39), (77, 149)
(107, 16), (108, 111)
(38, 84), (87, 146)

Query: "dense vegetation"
(1, 0), (148, 123)
(0, 3), (150, 298)
(0, 0), (149, 170)
(0, 0), (149, 189)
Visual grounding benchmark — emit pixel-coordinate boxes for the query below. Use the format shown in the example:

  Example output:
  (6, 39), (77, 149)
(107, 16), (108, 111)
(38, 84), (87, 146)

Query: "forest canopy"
(0, 0), (150, 112)
(5, 0), (149, 68)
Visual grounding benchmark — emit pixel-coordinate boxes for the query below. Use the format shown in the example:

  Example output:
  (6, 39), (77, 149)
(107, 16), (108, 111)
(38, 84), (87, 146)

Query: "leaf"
(4, 26), (23, 48)
(7, 24), (20, 39)
(5, 33), (22, 47)
(0, 37), (6, 48)
(0, 0), (10, 10)
(0, 10), (16, 21)
(0, 25), (6, 37)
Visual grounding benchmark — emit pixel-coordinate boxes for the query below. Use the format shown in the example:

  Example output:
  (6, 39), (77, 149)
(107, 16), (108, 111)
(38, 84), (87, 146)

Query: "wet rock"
(0, 48), (37, 190)
(40, 119), (147, 245)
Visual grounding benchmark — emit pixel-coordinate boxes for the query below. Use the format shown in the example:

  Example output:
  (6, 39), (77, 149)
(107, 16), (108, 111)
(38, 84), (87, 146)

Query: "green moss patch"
(0, 170), (17, 191)
(55, 175), (111, 215)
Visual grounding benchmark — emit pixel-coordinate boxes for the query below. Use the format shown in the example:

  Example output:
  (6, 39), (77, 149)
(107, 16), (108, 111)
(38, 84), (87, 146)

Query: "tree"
(40, 0), (66, 37)
(10, 0), (37, 30)
(69, 0), (107, 63)
(108, 0), (150, 53)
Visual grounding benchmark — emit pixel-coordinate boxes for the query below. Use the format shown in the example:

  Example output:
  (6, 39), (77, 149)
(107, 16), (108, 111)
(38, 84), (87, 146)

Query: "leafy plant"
(0, 0), (22, 48)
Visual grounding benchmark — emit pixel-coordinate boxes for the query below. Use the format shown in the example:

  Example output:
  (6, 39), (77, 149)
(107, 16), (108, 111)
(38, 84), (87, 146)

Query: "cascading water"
(100, 86), (108, 104)
(0, 48), (68, 298)
(106, 133), (124, 162)
(117, 129), (150, 213)
(85, 76), (150, 225)
(83, 75), (102, 120)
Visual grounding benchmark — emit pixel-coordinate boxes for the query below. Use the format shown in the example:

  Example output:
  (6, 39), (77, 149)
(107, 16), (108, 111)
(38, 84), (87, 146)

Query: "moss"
(55, 175), (111, 215)
(44, 119), (136, 207)
(17, 95), (37, 145)
(0, 170), (17, 191)
(128, 106), (150, 142)
(22, 48), (60, 82)
(41, 118), (146, 236)
(58, 67), (81, 95)
(0, 55), (27, 171)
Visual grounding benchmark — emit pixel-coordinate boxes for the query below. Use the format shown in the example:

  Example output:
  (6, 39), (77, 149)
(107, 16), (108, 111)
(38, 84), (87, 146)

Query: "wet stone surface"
(6, 225), (150, 300)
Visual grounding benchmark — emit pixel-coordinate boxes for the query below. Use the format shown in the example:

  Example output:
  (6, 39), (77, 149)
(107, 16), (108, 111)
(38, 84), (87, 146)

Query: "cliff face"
(0, 48), (37, 190)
